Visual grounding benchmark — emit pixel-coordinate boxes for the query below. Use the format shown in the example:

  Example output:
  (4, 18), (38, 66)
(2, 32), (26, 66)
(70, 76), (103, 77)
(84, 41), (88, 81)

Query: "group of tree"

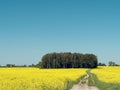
(1, 54), (119, 68)
(39, 52), (98, 68)
(0, 64), (37, 67)
(98, 61), (119, 66)
(108, 61), (119, 66)
(98, 62), (106, 66)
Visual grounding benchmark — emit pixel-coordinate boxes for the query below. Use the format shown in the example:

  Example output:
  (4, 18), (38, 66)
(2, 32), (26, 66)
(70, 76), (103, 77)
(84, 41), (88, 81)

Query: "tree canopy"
(39, 52), (98, 68)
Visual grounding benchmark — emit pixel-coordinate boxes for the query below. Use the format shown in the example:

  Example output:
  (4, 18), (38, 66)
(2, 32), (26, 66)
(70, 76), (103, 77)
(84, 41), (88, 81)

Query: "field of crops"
(0, 68), (87, 90)
(91, 66), (120, 84)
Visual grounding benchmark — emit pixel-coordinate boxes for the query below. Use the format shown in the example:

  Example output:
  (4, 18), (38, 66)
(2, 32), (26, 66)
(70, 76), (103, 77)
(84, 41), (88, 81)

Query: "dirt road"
(70, 74), (99, 90)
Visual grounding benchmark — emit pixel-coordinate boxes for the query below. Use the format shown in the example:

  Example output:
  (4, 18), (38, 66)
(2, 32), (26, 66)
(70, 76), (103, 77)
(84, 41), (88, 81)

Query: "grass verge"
(88, 70), (120, 90)
(65, 74), (86, 90)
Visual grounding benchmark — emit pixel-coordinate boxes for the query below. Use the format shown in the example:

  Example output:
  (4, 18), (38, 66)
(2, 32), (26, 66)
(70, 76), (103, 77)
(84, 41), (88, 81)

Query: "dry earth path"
(70, 74), (99, 90)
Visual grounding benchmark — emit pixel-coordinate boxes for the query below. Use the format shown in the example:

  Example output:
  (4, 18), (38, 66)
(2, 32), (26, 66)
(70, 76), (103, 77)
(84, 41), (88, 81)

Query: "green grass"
(66, 74), (86, 90)
(87, 70), (120, 90)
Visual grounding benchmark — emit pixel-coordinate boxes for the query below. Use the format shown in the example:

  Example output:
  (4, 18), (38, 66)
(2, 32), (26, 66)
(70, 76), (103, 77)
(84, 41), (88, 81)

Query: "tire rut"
(70, 74), (99, 90)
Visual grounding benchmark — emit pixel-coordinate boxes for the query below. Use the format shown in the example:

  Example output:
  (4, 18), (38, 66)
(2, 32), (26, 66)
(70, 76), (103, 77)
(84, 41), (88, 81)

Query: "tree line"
(0, 64), (37, 68)
(0, 54), (119, 68)
(39, 52), (98, 68)
(98, 61), (119, 66)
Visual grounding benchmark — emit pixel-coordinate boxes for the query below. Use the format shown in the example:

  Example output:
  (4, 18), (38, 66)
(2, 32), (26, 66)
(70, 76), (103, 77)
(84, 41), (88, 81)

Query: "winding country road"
(70, 74), (99, 90)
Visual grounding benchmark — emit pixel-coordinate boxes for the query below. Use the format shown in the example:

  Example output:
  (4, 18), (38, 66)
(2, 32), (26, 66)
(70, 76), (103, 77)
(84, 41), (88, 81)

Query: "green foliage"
(98, 62), (106, 66)
(65, 74), (86, 90)
(108, 61), (118, 66)
(39, 52), (98, 68)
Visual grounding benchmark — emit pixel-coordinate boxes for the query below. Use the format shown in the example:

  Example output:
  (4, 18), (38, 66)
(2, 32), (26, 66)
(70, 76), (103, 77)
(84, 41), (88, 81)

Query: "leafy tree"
(39, 52), (98, 68)
(108, 61), (118, 66)
(98, 62), (106, 66)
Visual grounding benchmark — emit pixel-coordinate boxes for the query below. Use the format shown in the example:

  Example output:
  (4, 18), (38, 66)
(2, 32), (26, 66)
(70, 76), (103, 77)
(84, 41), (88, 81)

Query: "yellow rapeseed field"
(0, 68), (87, 90)
(91, 66), (120, 84)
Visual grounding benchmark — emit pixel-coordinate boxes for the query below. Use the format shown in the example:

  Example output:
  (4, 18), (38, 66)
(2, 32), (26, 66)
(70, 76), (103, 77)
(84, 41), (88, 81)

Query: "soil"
(70, 74), (99, 90)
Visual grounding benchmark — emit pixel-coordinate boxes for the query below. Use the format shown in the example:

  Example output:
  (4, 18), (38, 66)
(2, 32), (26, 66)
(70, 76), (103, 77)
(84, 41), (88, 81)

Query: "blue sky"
(0, 0), (120, 65)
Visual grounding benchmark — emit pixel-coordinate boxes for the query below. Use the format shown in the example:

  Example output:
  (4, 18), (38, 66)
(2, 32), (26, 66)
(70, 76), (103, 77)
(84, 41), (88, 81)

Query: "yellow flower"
(0, 68), (87, 90)
(91, 66), (120, 84)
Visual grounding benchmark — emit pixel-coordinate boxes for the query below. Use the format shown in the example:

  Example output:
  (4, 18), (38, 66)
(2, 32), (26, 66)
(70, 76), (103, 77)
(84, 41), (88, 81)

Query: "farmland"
(0, 68), (87, 90)
(89, 66), (120, 90)
(0, 66), (120, 90)
(91, 66), (120, 84)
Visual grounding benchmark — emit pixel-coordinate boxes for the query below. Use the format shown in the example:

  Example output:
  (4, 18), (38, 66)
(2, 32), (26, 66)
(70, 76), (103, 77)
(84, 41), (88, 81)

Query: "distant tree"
(5, 64), (28, 67)
(98, 62), (106, 66)
(28, 64), (38, 67)
(108, 61), (117, 66)
(6, 64), (15, 67)
(36, 62), (42, 68)
(23, 65), (27, 67)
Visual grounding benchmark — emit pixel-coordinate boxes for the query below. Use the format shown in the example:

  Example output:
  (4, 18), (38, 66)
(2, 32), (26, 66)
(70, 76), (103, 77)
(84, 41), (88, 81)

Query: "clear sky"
(0, 0), (120, 65)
